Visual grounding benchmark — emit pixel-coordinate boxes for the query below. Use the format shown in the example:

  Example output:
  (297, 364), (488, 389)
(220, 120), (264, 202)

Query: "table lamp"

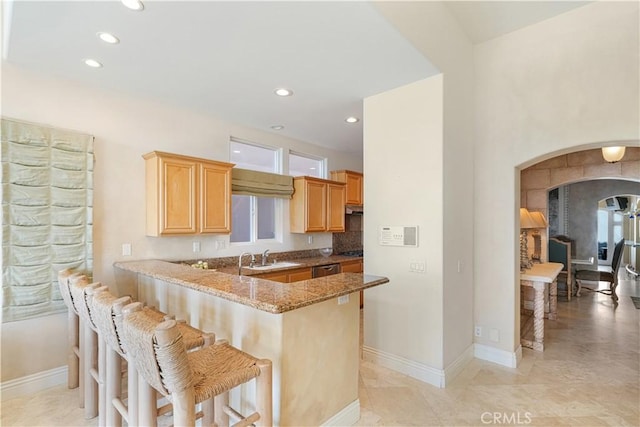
(528, 211), (548, 262)
(520, 208), (536, 271)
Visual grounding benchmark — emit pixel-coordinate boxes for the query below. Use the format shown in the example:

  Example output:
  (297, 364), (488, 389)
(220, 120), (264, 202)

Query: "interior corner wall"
(473, 1), (639, 354)
(372, 0), (475, 372)
(363, 76), (444, 372)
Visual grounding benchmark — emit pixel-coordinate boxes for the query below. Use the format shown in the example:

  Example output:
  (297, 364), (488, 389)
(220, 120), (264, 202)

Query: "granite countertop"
(114, 259), (388, 314)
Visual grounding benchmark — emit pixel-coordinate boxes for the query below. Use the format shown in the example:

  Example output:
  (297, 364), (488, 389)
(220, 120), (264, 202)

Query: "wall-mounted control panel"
(379, 226), (419, 247)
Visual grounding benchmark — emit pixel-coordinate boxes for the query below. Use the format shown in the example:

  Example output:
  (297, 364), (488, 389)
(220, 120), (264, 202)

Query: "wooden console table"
(520, 262), (563, 351)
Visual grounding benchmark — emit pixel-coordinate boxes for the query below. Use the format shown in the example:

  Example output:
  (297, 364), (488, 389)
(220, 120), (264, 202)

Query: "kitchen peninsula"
(113, 259), (388, 426)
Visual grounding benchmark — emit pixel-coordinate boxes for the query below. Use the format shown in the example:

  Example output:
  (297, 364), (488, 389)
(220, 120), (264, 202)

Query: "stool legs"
(255, 359), (273, 427)
(138, 376), (158, 427)
(104, 347), (123, 427)
(83, 318), (99, 419)
(68, 309), (80, 389)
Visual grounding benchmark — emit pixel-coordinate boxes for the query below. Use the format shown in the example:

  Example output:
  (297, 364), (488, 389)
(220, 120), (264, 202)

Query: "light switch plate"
(122, 243), (132, 256)
(338, 295), (349, 305)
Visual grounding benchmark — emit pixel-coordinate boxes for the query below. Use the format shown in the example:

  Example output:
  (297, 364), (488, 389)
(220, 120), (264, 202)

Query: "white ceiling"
(3, 1), (591, 154)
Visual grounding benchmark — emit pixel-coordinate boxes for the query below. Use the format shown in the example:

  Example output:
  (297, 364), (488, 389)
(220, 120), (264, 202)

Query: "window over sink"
(230, 139), (281, 243)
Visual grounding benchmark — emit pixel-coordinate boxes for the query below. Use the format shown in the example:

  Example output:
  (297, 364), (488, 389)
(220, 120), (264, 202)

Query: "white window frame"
(229, 138), (283, 245)
(288, 150), (327, 178)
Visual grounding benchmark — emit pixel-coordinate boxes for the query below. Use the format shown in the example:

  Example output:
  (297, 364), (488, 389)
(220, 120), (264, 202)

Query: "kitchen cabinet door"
(145, 153), (198, 236)
(288, 268), (313, 282)
(327, 183), (346, 232)
(330, 170), (363, 206)
(290, 176), (345, 233)
(144, 151), (233, 236)
(340, 259), (363, 273)
(200, 160), (232, 233)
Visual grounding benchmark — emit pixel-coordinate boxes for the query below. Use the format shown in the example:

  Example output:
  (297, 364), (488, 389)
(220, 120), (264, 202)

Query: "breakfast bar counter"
(113, 259), (389, 426)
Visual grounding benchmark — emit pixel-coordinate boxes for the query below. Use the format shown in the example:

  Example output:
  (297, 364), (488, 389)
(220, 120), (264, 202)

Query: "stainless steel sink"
(246, 261), (301, 271)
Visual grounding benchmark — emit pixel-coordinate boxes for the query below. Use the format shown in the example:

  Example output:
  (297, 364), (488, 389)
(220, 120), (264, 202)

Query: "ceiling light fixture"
(84, 59), (103, 68)
(271, 125), (284, 130)
(121, 0), (144, 11)
(345, 116), (359, 124)
(601, 146), (626, 163)
(274, 88), (293, 97)
(97, 32), (120, 44)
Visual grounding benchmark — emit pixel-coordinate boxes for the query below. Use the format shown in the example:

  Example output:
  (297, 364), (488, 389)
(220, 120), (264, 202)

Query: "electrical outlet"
(308, 235), (313, 244)
(192, 241), (201, 253)
(122, 243), (132, 256)
(474, 326), (482, 337)
(338, 295), (349, 305)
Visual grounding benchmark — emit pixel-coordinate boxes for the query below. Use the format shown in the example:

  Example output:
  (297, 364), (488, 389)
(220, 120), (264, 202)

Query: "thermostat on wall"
(379, 226), (419, 247)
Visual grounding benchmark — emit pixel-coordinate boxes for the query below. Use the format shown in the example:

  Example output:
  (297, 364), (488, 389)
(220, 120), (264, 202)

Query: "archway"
(518, 145), (640, 354)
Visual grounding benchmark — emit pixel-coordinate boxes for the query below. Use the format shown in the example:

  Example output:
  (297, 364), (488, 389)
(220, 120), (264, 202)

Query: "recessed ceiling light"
(274, 88), (293, 97)
(97, 32), (120, 44)
(84, 59), (103, 68)
(310, 167), (316, 170)
(121, 0), (144, 11)
(271, 125), (284, 130)
(345, 116), (360, 124)
(232, 150), (241, 154)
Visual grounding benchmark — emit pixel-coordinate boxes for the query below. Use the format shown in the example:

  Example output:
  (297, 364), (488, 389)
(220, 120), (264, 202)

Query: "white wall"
(1, 63), (362, 382)
(363, 76), (445, 372)
(368, 1), (475, 378)
(474, 1), (639, 354)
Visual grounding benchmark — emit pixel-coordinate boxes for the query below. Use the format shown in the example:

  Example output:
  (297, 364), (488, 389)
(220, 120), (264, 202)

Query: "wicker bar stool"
(91, 291), (211, 427)
(56, 269), (81, 393)
(91, 289), (132, 427)
(121, 303), (273, 427)
(68, 275), (104, 423)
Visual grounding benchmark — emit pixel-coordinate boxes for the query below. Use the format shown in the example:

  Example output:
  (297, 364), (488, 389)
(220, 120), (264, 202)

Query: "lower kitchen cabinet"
(255, 267), (313, 283)
(340, 259), (363, 273)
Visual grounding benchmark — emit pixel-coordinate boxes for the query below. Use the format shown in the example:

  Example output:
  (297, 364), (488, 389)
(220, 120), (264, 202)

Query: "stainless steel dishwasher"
(312, 263), (341, 278)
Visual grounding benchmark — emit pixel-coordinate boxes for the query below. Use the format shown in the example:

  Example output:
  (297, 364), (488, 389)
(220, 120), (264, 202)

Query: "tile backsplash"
(333, 214), (363, 254)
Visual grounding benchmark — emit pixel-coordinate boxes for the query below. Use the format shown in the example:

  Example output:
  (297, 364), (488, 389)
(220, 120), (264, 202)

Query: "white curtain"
(1, 118), (94, 322)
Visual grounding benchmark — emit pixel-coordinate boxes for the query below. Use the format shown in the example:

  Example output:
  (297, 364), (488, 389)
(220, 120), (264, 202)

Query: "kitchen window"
(289, 151), (326, 178)
(230, 139), (282, 243)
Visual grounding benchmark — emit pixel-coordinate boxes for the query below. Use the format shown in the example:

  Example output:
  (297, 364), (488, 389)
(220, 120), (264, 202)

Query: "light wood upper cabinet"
(199, 160), (232, 233)
(290, 176), (345, 233)
(144, 151), (233, 236)
(330, 170), (363, 206)
(327, 182), (346, 232)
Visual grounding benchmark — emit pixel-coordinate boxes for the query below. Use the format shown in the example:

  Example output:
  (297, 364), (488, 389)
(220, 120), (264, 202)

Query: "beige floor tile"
(1, 275), (638, 426)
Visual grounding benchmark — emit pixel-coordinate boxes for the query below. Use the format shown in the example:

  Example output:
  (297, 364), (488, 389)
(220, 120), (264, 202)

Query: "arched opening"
(518, 145), (640, 354)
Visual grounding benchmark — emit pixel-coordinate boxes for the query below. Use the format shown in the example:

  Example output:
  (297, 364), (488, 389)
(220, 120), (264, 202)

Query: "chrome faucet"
(238, 252), (255, 275)
(262, 249), (270, 266)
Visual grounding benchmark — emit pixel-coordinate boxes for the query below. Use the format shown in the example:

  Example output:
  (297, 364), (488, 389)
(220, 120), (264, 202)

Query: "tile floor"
(2, 275), (639, 426)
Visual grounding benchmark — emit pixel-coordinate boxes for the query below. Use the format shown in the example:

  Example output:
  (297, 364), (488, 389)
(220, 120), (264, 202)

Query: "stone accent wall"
(521, 147), (640, 214)
(520, 146), (640, 263)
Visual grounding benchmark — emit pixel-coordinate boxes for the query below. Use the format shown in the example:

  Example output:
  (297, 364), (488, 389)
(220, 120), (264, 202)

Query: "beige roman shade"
(231, 168), (294, 199)
(1, 118), (94, 322)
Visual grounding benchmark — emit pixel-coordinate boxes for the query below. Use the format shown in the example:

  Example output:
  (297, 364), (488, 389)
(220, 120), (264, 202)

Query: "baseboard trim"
(1, 366), (68, 401)
(474, 343), (521, 368)
(362, 345), (445, 388)
(443, 344), (474, 387)
(321, 399), (360, 426)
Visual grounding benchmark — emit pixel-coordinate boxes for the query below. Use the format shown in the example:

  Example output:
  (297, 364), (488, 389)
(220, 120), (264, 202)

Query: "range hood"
(346, 205), (363, 215)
